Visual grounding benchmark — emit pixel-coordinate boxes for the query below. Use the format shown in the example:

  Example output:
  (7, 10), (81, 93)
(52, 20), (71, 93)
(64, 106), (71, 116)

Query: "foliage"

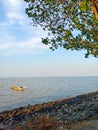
(24, 0), (98, 57)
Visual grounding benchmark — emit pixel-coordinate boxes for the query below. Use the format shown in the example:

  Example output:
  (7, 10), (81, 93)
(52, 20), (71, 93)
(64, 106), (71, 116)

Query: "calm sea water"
(0, 77), (98, 112)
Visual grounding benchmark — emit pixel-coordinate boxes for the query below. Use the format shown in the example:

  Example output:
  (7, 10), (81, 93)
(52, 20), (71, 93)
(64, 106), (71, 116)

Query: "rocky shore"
(0, 91), (98, 130)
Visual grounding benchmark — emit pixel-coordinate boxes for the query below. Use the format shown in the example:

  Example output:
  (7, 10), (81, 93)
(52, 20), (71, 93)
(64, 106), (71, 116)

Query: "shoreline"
(0, 91), (98, 129)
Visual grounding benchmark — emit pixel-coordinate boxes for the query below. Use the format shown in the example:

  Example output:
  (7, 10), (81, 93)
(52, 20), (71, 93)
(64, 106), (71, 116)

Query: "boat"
(11, 79), (27, 91)
(11, 86), (27, 91)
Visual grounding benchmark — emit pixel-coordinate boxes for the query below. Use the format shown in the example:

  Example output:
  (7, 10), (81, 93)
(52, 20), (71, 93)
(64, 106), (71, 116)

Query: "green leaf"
(24, 0), (29, 3)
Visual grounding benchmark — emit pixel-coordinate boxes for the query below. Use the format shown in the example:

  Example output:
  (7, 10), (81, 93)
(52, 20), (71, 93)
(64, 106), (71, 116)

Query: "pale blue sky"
(0, 0), (98, 77)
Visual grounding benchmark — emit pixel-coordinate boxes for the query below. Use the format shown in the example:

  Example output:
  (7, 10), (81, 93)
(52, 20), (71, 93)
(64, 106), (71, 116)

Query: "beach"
(0, 91), (98, 130)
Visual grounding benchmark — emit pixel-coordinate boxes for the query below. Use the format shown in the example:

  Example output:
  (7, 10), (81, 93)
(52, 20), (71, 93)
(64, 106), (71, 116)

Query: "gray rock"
(71, 113), (83, 121)
(85, 111), (96, 119)
(22, 124), (30, 130)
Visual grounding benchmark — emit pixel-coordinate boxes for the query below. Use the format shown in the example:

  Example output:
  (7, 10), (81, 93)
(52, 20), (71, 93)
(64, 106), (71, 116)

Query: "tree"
(24, 0), (98, 58)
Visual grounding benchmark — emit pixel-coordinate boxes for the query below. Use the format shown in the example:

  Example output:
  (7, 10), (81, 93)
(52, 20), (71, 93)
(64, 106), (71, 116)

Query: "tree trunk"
(91, 0), (98, 20)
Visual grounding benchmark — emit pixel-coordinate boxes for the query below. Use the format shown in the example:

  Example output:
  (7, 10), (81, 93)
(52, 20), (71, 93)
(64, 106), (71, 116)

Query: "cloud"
(0, 35), (48, 56)
(3, 0), (22, 11)
(0, 43), (13, 51)
(4, 0), (20, 7)
(19, 38), (45, 49)
(0, 0), (49, 56)
(2, 0), (27, 26)
(6, 12), (24, 21)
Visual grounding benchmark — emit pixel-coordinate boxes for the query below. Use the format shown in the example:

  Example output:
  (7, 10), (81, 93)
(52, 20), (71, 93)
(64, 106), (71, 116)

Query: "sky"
(0, 0), (98, 77)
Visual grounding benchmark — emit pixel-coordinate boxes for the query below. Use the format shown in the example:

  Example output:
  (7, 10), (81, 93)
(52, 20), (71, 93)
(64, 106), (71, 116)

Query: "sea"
(0, 76), (98, 112)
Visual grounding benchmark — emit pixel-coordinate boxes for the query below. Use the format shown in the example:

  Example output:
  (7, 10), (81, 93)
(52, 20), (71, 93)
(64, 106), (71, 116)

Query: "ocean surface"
(0, 77), (98, 112)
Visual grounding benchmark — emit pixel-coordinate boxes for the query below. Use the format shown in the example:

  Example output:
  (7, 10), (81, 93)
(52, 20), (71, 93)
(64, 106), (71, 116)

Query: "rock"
(71, 113), (83, 121)
(85, 111), (96, 119)
(0, 116), (4, 123)
(22, 124), (30, 130)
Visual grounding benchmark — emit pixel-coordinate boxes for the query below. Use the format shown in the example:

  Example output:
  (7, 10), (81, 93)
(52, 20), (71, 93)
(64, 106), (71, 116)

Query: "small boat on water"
(11, 79), (27, 91)
(11, 86), (27, 91)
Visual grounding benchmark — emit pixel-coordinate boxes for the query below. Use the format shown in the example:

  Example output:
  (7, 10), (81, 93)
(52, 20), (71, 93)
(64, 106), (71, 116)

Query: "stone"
(85, 111), (96, 119)
(71, 113), (83, 121)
